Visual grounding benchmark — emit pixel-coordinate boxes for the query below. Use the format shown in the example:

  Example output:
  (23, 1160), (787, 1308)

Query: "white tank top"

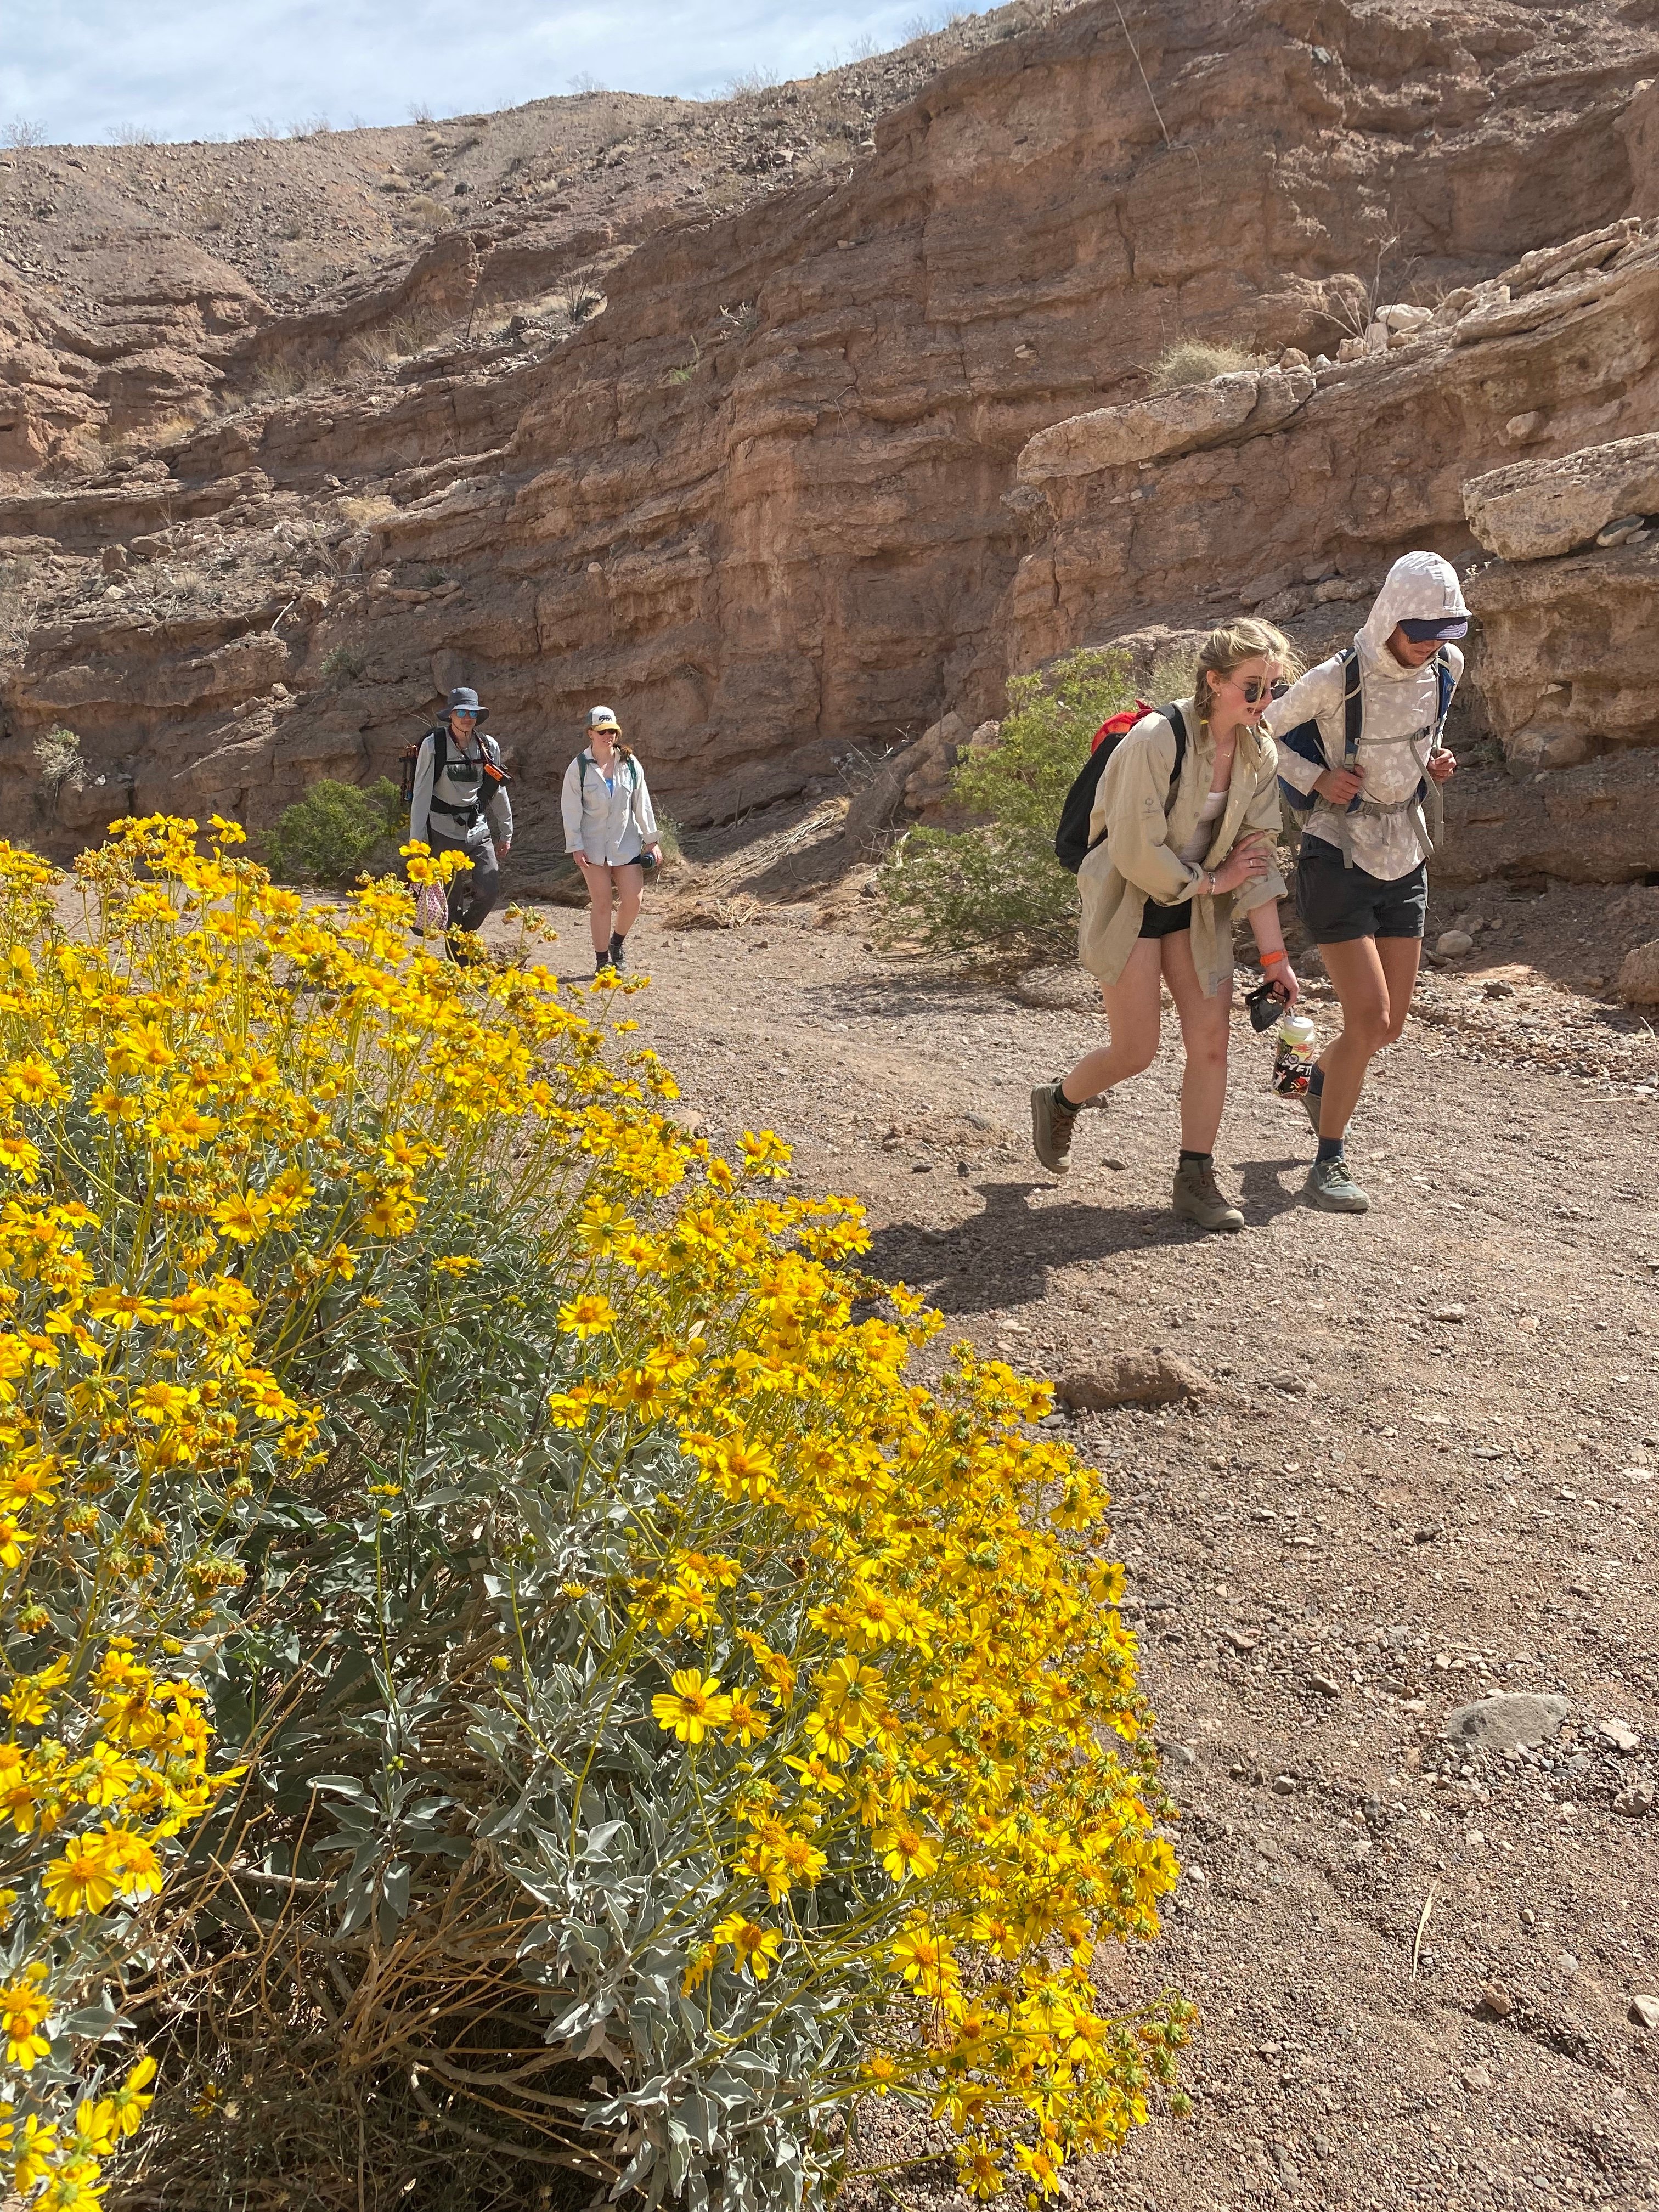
(1177, 788), (1227, 867)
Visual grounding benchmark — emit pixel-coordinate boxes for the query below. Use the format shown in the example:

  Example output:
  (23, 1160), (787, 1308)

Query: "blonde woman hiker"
(1266, 551), (1465, 1215)
(1030, 619), (1301, 1233)
(561, 705), (663, 977)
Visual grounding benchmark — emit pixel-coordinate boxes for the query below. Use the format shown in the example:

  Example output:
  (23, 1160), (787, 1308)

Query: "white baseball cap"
(588, 704), (620, 730)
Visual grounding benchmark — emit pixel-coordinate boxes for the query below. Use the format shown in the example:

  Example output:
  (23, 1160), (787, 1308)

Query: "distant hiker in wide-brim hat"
(561, 705), (662, 979)
(408, 685), (513, 955)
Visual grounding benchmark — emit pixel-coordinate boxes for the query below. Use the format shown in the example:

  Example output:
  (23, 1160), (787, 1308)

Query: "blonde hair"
(1193, 618), (1302, 727)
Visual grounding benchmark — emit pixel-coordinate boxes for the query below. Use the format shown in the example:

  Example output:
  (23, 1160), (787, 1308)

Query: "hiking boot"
(1172, 1156), (1244, 1233)
(1305, 1155), (1370, 1213)
(608, 933), (627, 971)
(1030, 1083), (1080, 1176)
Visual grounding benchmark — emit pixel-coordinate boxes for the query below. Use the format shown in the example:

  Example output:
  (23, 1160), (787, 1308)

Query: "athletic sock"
(1308, 1064), (1325, 1098)
(1178, 1149), (1212, 1167)
(1316, 1135), (1345, 1165)
(1053, 1079), (1082, 1115)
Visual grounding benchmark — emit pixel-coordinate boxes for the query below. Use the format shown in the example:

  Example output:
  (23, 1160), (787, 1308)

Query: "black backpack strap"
(1163, 702), (1188, 799)
(1340, 649), (1362, 778)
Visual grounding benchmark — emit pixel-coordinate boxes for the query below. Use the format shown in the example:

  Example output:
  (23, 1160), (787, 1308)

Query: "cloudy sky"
(2, 2), (962, 145)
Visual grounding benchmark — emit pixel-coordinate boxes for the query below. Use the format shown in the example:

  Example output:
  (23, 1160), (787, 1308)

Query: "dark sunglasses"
(1236, 675), (1290, 707)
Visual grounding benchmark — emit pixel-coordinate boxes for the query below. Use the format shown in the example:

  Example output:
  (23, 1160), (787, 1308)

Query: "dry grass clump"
(1147, 337), (1267, 390)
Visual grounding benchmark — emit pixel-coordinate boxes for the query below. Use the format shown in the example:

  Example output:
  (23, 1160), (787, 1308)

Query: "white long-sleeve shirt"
(560, 748), (658, 864)
(1268, 551), (1465, 879)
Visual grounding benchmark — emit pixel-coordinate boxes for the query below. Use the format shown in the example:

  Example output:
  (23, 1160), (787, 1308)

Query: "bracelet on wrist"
(1260, 949), (1289, 967)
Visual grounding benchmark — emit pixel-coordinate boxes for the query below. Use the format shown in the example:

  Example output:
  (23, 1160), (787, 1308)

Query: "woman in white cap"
(561, 706), (662, 976)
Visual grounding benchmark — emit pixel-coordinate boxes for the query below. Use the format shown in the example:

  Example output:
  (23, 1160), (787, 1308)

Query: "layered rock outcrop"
(4, 0), (1659, 880)
(1006, 209), (1659, 886)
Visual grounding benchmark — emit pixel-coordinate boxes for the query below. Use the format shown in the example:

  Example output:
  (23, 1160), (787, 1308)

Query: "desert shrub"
(250, 360), (304, 400)
(880, 647), (1137, 956)
(0, 820), (1189, 2209)
(32, 725), (83, 789)
(1147, 338), (1266, 391)
(264, 777), (405, 887)
(318, 641), (365, 684)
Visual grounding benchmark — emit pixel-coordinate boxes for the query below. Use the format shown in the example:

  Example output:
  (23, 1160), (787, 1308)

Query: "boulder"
(843, 742), (919, 856)
(1015, 366), (1314, 484)
(1464, 435), (1659, 562)
(1617, 939), (1659, 1005)
(1443, 1692), (1570, 1755)
(900, 712), (972, 821)
(1437, 753), (1659, 887)
(1464, 540), (1659, 771)
(1056, 1352), (1211, 1410)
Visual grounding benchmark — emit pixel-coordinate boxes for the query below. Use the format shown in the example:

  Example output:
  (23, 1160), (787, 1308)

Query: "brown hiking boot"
(1030, 1082), (1080, 1176)
(1172, 1156), (1245, 1233)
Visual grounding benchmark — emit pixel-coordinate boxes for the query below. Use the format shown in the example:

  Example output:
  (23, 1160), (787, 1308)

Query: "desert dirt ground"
(482, 835), (1659, 2212)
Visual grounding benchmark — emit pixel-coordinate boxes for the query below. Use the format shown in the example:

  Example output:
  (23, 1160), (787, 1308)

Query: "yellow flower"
(891, 1924), (954, 1997)
(712, 1914), (782, 1982)
(878, 1821), (939, 1882)
(0, 1962), (51, 2068)
(723, 1691), (770, 1748)
(957, 2140), (1005, 2200)
(42, 1836), (118, 1917)
(558, 1293), (617, 1339)
(738, 1129), (792, 1179)
(111, 2054), (157, 2137)
(650, 1669), (732, 1745)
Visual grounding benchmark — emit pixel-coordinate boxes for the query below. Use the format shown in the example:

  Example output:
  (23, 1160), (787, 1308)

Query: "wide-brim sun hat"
(447, 685), (486, 714)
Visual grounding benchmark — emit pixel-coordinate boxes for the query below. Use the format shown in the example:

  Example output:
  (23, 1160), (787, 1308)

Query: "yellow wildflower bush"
(0, 820), (1188, 2211)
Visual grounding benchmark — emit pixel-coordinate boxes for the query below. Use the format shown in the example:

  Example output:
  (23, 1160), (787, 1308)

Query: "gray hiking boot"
(1172, 1156), (1244, 1233)
(1305, 1155), (1370, 1213)
(1030, 1082), (1080, 1176)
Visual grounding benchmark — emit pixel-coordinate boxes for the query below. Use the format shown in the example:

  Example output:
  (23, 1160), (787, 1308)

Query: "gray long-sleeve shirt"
(409, 724), (512, 850)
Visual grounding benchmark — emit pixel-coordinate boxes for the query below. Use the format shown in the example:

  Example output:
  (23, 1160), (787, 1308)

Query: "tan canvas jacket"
(1076, 701), (1286, 998)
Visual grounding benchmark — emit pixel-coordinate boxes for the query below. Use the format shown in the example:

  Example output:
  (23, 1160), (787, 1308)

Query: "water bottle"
(1273, 1009), (1318, 1097)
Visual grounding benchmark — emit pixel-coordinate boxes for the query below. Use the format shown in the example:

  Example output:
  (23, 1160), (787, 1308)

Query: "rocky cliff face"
(1008, 210), (1659, 886)
(3, 0), (1658, 878)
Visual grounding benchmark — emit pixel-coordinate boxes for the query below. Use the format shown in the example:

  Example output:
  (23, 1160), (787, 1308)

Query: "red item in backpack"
(1091, 701), (1155, 753)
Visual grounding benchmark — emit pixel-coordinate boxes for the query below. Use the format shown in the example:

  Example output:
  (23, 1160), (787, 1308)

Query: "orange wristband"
(1260, 950), (1289, 967)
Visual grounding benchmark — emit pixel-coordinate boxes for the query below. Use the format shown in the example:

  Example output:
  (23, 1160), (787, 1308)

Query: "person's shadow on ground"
(1237, 1153), (1308, 1225)
(864, 1160), (1310, 1315)
(865, 1178), (1172, 1316)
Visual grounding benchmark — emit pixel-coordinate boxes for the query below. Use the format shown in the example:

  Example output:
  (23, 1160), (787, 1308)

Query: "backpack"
(1054, 703), (1188, 874)
(1278, 648), (1453, 816)
(399, 725), (510, 816)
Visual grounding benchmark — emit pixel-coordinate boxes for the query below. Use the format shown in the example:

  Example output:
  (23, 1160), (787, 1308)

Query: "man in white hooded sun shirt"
(1266, 551), (1467, 1215)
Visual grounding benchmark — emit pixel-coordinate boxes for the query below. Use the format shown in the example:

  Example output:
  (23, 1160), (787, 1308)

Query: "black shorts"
(1138, 897), (1193, 940)
(1295, 837), (1427, 944)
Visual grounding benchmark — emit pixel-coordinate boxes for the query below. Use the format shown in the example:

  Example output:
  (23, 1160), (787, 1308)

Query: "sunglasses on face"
(1233, 675), (1289, 707)
(452, 710), (478, 721)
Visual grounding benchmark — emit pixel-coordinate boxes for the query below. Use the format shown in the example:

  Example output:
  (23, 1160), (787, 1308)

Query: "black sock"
(1316, 1135), (1345, 1165)
(1054, 1079), (1082, 1114)
(1178, 1149), (1212, 1167)
(1308, 1064), (1325, 1098)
